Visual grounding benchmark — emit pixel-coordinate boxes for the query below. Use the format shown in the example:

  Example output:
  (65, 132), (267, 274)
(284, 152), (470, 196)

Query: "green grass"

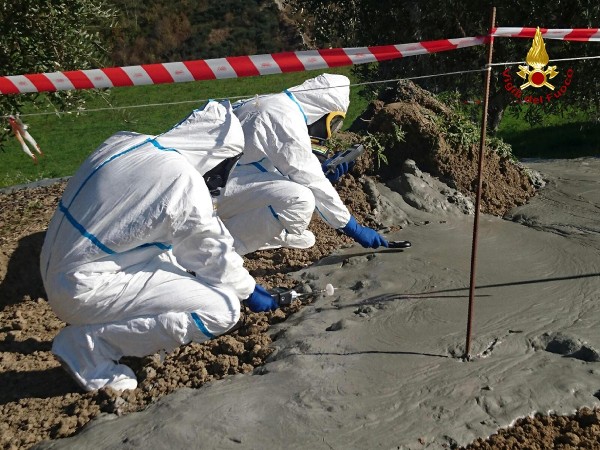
(497, 106), (600, 159)
(0, 67), (369, 188)
(3, 68), (599, 188)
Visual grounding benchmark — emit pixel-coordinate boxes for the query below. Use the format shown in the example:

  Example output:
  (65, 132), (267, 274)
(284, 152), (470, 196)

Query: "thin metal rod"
(465, 6), (496, 359)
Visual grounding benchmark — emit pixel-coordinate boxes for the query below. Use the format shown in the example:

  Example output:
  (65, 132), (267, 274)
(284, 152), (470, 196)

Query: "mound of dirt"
(0, 82), (595, 450)
(351, 80), (537, 216)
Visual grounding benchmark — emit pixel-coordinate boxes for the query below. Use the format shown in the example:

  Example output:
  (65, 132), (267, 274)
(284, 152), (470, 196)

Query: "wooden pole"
(464, 6), (496, 359)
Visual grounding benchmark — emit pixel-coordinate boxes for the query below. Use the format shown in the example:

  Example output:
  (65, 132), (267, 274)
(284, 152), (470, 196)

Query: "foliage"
(284, 0), (600, 130)
(108, 0), (193, 65)
(325, 134), (354, 154)
(0, 0), (116, 145)
(107, 0), (302, 65)
(487, 136), (515, 160)
(437, 114), (480, 149)
(321, 121), (406, 169)
(361, 123), (405, 169)
(436, 108), (517, 161)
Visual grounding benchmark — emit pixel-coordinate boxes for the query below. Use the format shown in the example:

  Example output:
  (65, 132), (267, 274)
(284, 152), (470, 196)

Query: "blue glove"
(322, 159), (355, 183)
(245, 284), (278, 312)
(341, 216), (389, 249)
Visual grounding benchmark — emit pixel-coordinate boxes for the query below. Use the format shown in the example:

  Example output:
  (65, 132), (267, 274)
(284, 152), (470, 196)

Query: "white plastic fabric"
(41, 100), (254, 390)
(287, 73), (351, 126)
(216, 73), (352, 255)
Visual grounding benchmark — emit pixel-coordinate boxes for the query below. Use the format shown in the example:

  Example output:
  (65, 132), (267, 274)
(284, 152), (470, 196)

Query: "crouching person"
(216, 73), (388, 256)
(40, 100), (278, 392)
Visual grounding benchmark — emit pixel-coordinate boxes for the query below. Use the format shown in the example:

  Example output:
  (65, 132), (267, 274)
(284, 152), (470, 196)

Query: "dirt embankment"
(350, 79), (537, 216)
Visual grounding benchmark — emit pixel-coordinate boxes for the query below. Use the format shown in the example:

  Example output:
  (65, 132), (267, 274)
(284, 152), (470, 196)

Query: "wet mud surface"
(2, 84), (599, 449)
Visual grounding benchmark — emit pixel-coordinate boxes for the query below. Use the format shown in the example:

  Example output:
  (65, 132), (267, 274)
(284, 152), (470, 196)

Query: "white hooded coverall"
(216, 73), (353, 255)
(40, 101), (255, 392)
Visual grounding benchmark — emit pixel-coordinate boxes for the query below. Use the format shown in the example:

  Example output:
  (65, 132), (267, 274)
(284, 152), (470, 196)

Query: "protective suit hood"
(154, 100), (244, 175)
(287, 73), (350, 125)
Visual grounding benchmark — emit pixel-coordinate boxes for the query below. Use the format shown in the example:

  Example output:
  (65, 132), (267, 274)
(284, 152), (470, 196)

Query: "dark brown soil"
(1, 81), (598, 449)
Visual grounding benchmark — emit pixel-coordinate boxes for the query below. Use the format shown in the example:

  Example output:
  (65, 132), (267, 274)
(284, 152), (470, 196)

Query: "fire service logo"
(503, 27), (573, 104)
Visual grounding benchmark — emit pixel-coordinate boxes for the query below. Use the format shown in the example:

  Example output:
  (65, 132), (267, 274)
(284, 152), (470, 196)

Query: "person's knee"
(191, 295), (241, 341)
(277, 184), (315, 233)
(213, 294), (242, 335)
(159, 293), (241, 345)
(291, 184), (316, 214)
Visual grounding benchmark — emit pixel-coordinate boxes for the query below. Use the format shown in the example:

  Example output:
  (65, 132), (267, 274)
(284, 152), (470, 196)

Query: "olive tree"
(0, 0), (116, 143)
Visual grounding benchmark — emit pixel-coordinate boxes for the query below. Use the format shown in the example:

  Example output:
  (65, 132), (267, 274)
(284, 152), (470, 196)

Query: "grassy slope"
(497, 106), (600, 159)
(2, 69), (599, 188)
(0, 67), (368, 188)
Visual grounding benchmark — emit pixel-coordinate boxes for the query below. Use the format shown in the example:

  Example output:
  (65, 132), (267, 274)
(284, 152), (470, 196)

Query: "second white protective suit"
(216, 73), (353, 255)
(40, 101), (255, 392)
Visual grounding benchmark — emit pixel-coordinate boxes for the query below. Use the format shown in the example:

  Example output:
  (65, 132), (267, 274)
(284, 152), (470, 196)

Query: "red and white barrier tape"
(0, 28), (597, 96)
(493, 27), (600, 41)
(0, 36), (486, 95)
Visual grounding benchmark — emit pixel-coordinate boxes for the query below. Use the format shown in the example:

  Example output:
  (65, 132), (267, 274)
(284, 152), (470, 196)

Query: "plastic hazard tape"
(0, 36), (486, 95)
(492, 27), (600, 42)
(1, 28), (597, 95)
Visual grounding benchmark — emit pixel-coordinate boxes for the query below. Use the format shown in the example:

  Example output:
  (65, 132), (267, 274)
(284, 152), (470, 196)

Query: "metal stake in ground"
(465, 6), (496, 360)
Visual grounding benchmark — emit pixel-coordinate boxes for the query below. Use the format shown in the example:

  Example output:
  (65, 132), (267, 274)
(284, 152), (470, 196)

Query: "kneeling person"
(216, 73), (388, 256)
(40, 101), (277, 392)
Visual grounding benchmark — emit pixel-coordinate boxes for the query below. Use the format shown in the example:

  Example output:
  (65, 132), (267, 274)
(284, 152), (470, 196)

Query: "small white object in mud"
(325, 283), (335, 296)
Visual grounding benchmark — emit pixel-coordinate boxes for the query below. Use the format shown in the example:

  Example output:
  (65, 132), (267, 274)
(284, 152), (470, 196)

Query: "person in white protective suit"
(215, 73), (389, 255)
(40, 101), (278, 392)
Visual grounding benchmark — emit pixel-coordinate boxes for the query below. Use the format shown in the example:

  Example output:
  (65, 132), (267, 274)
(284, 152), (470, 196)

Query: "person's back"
(42, 132), (189, 276)
(41, 130), (220, 323)
(233, 91), (307, 170)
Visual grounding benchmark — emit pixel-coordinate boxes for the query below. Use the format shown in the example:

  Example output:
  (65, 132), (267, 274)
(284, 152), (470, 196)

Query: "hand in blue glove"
(322, 160), (355, 183)
(245, 284), (279, 313)
(341, 216), (389, 249)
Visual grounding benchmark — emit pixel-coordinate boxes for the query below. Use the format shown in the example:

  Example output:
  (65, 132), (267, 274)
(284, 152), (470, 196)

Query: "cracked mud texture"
(1, 81), (599, 449)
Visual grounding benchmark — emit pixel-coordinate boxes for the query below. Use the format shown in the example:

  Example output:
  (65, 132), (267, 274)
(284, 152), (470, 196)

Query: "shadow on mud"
(0, 231), (47, 308)
(0, 367), (79, 404)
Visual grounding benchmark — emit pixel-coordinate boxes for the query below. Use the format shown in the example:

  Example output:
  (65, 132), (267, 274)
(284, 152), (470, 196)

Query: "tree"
(285, 0), (600, 131)
(108, 0), (302, 65)
(108, 0), (193, 65)
(0, 0), (116, 144)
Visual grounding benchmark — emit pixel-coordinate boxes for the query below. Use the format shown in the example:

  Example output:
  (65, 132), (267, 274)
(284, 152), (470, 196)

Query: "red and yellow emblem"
(517, 27), (559, 90)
